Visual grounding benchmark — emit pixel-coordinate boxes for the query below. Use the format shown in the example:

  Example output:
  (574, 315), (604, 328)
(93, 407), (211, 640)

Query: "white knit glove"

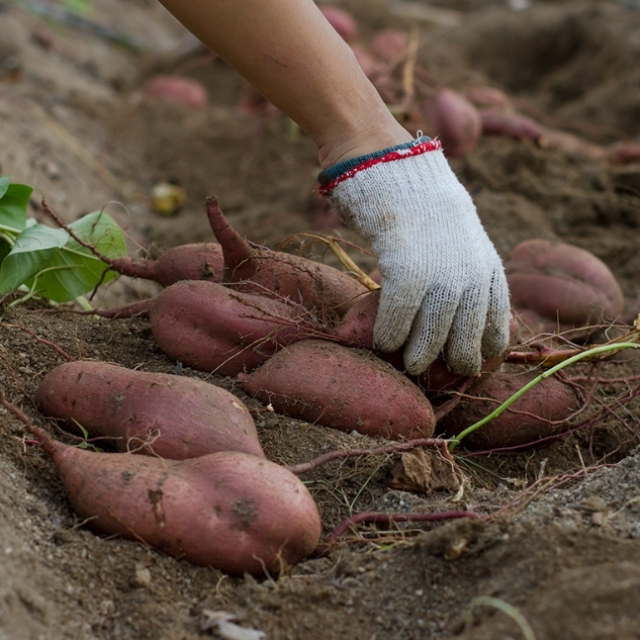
(319, 137), (510, 376)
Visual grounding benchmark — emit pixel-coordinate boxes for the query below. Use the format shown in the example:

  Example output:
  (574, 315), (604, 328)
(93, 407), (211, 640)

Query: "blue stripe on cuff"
(322, 135), (432, 182)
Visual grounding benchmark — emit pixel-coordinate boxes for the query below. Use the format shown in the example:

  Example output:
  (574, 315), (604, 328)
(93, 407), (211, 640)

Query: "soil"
(2, 0), (640, 638)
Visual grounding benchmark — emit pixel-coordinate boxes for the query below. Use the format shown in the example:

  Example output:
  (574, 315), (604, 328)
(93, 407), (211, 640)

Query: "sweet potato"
(422, 88), (482, 158)
(238, 339), (436, 440)
(437, 370), (579, 450)
(34, 361), (263, 459)
(206, 196), (368, 320)
(460, 86), (513, 110)
(97, 280), (323, 375)
(31, 427), (321, 576)
(506, 239), (624, 331)
(479, 108), (544, 143)
(540, 129), (607, 161)
(369, 29), (408, 62)
(144, 75), (209, 109)
(109, 242), (224, 287)
(607, 141), (640, 165)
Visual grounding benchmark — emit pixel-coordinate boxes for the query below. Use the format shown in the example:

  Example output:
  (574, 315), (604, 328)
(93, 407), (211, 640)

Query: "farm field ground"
(2, 1), (640, 638)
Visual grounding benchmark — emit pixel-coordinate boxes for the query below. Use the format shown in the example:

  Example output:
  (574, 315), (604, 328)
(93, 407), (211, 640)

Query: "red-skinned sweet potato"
(369, 29), (408, 62)
(506, 239), (624, 331)
(422, 88), (482, 158)
(97, 280), (324, 375)
(31, 427), (321, 576)
(479, 108), (544, 143)
(607, 141), (640, 165)
(34, 361), (263, 459)
(206, 197), (368, 320)
(109, 242), (224, 287)
(144, 75), (209, 109)
(437, 370), (579, 450)
(460, 86), (513, 110)
(238, 339), (436, 440)
(540, 129), (607, 161)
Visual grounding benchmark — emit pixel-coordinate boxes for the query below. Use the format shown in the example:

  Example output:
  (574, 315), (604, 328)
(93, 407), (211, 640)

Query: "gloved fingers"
(402, 284), (461, 376)
(373, 254), (429, 353)
(481, 267), (512, 358)
(372, 265), (430, 353)
(442, 285), (489, 377)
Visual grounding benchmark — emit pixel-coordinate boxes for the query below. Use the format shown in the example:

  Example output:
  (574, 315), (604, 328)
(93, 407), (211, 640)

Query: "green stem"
(74, 295), (94, 312)
(0, 223), (22, 237)
(449, 342), (640, 453)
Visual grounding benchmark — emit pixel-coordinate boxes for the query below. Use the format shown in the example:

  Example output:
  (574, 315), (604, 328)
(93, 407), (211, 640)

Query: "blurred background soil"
(2, 0), (640, 638)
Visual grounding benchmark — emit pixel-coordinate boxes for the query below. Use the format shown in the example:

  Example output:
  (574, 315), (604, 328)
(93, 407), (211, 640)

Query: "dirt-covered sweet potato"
(480, 108), (544, 143)
(144, 75), (209, 109)
(206, 196), (368, 320)
(108, 243), (224, 287)
(422, 88), (482, 158)
(460, 86), (513, 110)
(34, 361), (263, 459)
(31, 427), (321, 576)
(238, 339), (436, 440)
(369, 29), (408, 62)
(437, 370), (579, 450)
(506, 239), (624, 332)
(97, 280), (323, 375)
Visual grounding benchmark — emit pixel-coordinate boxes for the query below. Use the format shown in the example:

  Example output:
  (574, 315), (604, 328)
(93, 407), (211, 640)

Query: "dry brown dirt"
(2, 0), (640, 638)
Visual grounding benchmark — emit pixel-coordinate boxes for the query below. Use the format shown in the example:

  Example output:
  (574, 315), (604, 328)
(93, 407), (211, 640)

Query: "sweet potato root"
(109, 242), (224, 287)
(34, 361), (263, 459)
(238, 339), (436, 440)
(31, 427), (321, 576)
(437, 370), (579, 450)
(506, 239), (624, 331)
(206, 197), (368, 320)
(96, 280), (323, 375)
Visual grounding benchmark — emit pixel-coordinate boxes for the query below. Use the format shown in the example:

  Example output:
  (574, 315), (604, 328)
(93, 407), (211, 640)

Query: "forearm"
(157, 0), (411, 166)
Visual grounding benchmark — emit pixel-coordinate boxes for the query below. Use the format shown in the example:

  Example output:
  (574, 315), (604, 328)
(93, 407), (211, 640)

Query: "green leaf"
(26, 210), (127, 302)
(0, 224), (69, 296)
(0, 175), (10, 199)
(0, 181), (33, 231)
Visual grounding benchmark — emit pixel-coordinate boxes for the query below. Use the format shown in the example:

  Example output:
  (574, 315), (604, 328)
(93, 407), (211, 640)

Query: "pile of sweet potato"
(31, 358), (321, 576)
(31, 196), (627, 573)
(97, 197), (626, 451)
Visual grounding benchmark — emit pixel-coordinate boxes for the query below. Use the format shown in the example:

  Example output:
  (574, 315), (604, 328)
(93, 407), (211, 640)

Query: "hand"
(319, 137), (511, 376)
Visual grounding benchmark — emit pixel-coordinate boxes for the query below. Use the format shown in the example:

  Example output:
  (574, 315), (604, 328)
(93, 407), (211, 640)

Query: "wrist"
(317, 120), (413, 169)
(318, 135), (443, 196)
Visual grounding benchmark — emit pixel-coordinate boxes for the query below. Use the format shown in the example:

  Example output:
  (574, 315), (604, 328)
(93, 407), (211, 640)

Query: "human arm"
(156, 0), (511, 375)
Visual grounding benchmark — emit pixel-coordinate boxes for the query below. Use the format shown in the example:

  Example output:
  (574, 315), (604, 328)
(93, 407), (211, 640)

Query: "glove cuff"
(318, 135), (441, 195)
